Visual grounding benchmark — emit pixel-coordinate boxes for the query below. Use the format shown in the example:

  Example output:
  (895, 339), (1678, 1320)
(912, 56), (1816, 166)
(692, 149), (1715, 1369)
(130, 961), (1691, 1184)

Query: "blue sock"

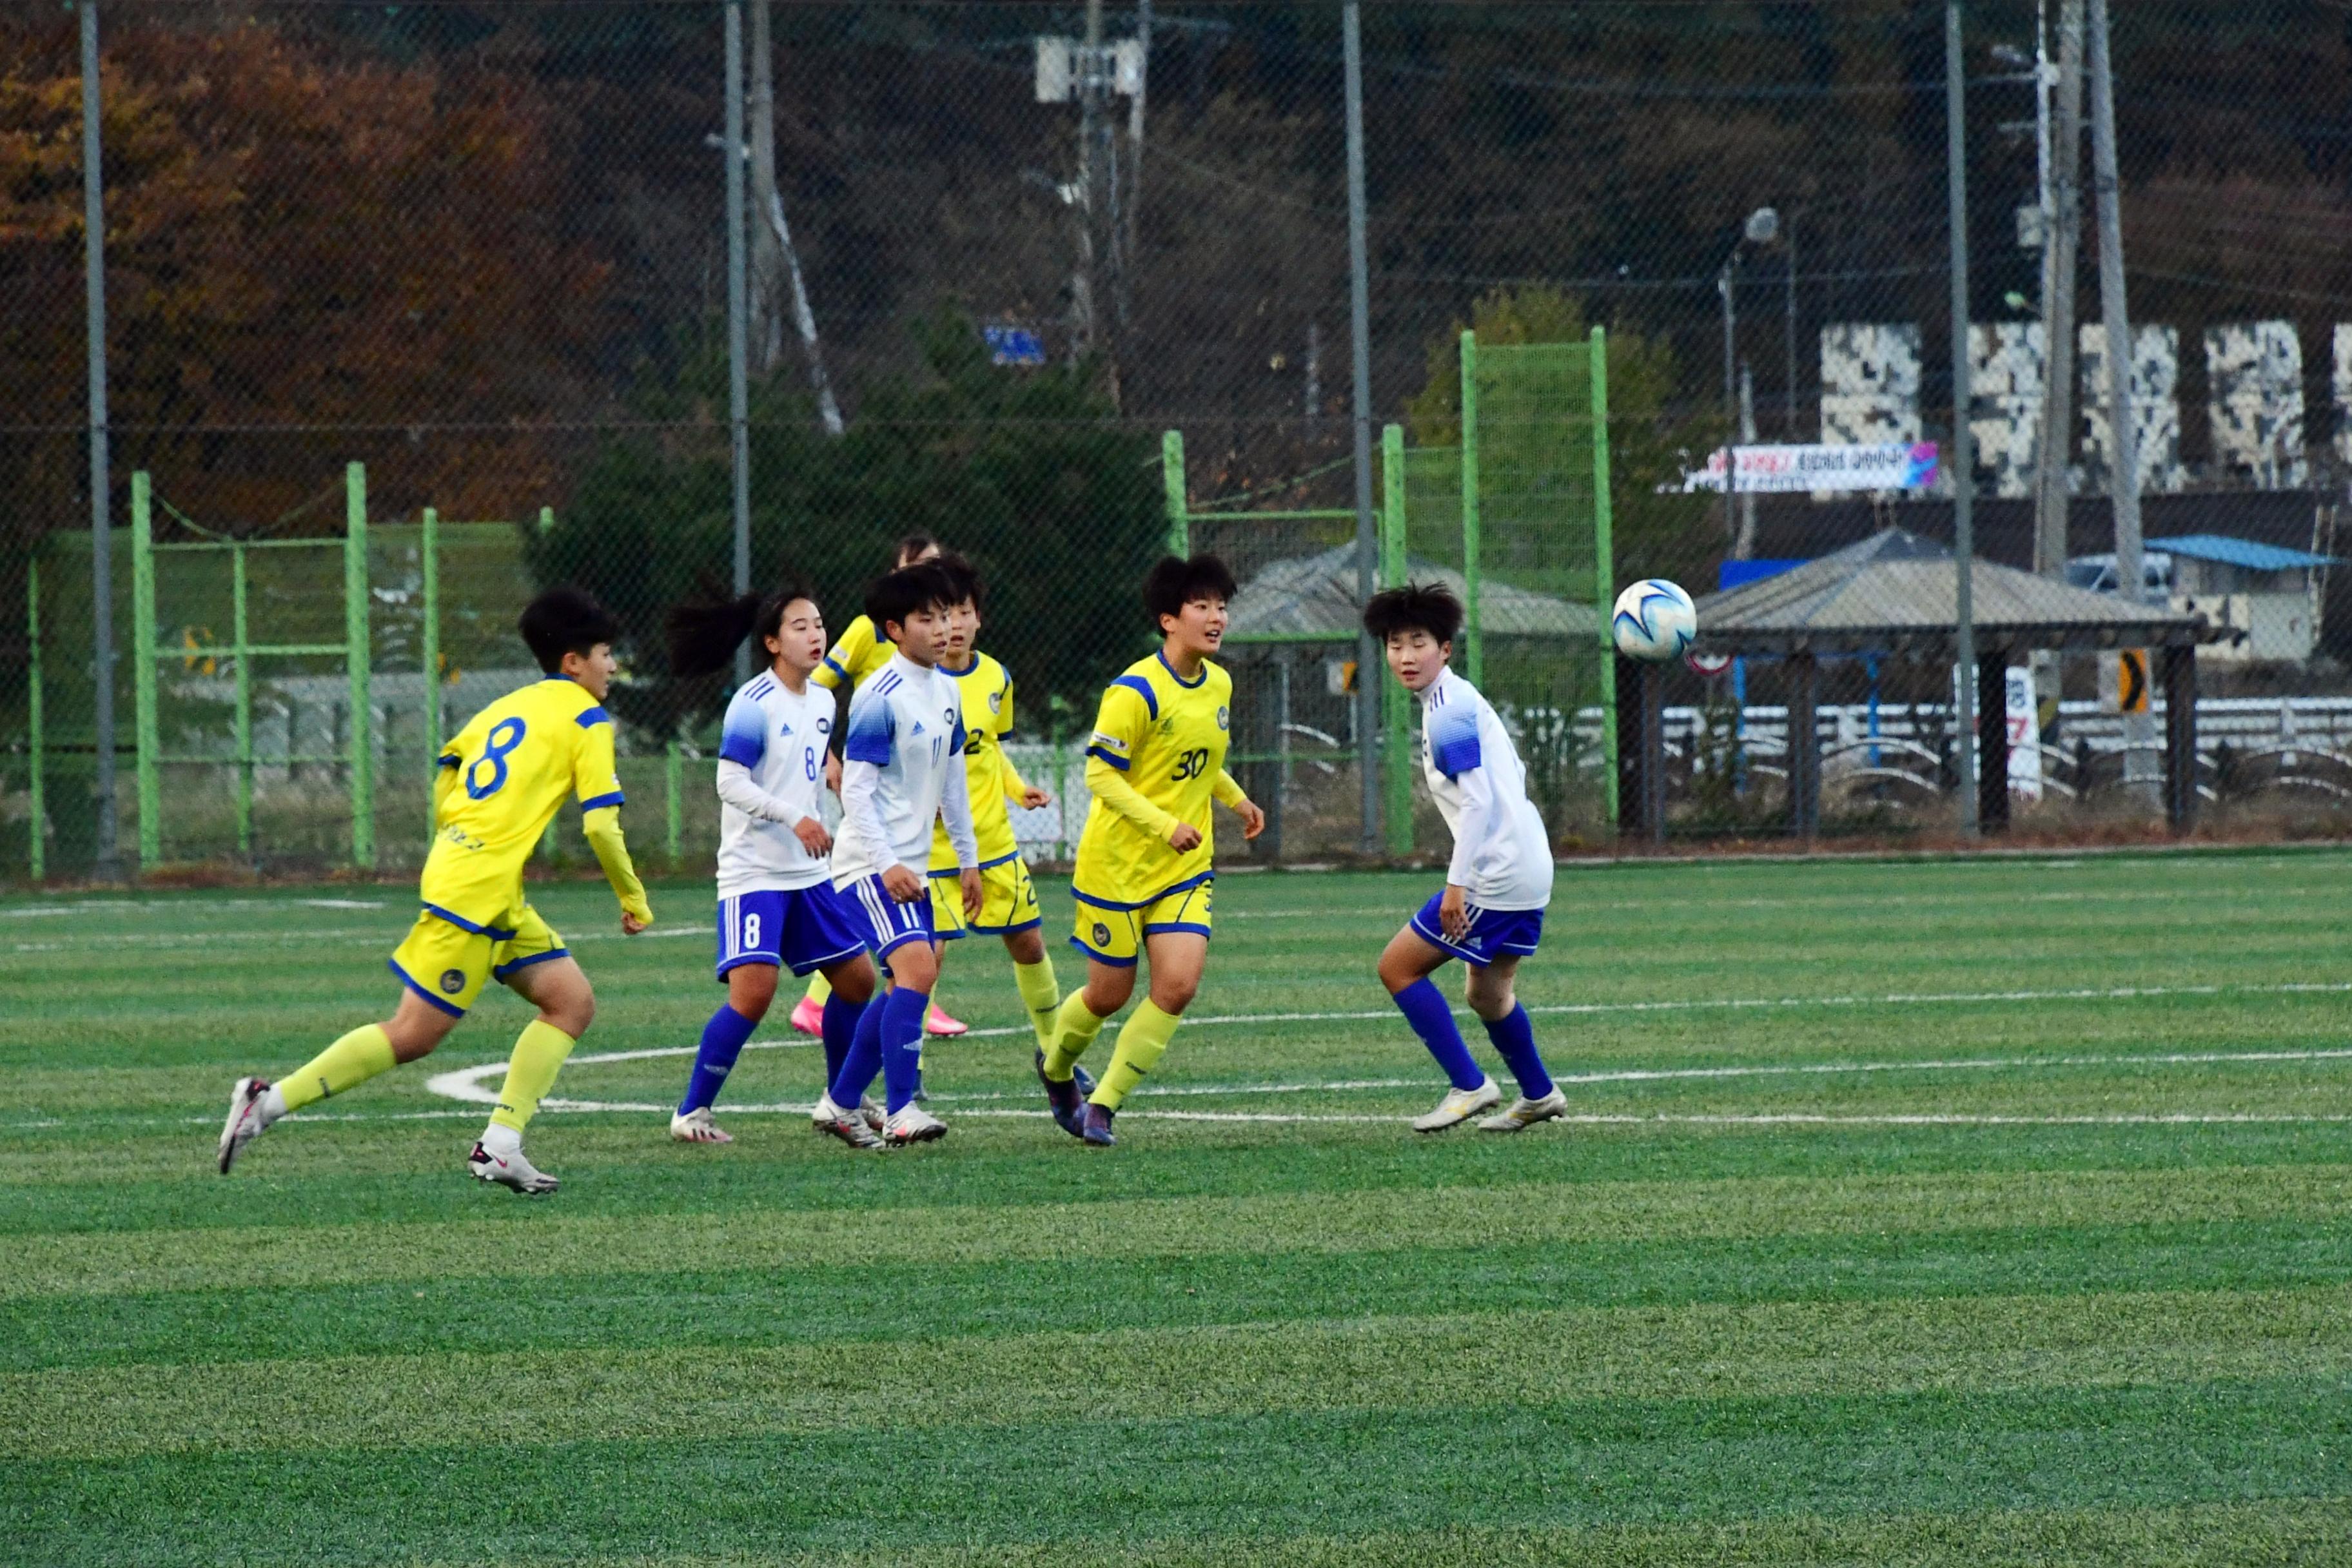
(1482, 1003), (1554, 1099)
(680, 1003), (759, 1116)
(820, 992), (863, 1088)
(829, 988), (889, 1108)
(1393, 977), (1483, 1091)
(880, 986), (930, 1113)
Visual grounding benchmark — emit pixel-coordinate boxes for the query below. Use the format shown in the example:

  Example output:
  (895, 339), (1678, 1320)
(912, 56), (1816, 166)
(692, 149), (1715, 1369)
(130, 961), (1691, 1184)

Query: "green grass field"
(5, 850), (2351, 1565)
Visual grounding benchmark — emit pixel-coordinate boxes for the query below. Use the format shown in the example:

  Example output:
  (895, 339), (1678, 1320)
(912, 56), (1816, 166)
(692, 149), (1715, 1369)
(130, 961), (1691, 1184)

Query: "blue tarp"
(2147, 534), (2336, 572)
(1718, 558), (1807, 591)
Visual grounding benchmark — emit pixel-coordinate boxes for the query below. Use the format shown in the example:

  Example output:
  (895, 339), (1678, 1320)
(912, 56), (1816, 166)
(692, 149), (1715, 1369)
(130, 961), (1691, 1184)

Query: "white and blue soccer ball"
(1611, 578), (1698, 662)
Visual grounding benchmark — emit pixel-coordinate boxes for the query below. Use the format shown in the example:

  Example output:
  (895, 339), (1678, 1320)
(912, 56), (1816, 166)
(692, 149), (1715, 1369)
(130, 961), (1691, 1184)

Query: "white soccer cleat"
(468, 1140), (560, 1194)
(812, 1093), (883, 1150)
(858, 1093), (887, 1132)
(1411, 1077), (1502, 1134)
(883, 1104), (948, 1146)
(669, 1107), (734, 1144)
(217, 1076), (275, 1174)
(1478, 1088), (1568, 1133)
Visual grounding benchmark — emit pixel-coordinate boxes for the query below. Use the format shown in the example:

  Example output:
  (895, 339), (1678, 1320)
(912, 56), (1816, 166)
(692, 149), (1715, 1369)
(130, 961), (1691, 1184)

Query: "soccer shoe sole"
(467, 1146), (559, 1195)
(1411, 1083), (1503, 1134)
(217, 1077), (268, 1174)
(813, 1116), (883, 1150)
(1478, 1093), (1568, 1133)
(884, 1122), (948, 1147)
(669, 1117), (734, 1144)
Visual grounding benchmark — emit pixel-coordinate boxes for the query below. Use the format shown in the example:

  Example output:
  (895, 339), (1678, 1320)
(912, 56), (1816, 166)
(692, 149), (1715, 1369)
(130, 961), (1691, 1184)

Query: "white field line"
(416, 1025), (2352, 1114)
(932, 979), (2352, 1044)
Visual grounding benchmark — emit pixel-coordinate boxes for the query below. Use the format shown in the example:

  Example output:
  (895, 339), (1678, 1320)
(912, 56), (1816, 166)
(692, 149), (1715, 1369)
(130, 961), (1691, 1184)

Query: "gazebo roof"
(1226, 544), (1598, 643)
(1691, 528), (2214, 656)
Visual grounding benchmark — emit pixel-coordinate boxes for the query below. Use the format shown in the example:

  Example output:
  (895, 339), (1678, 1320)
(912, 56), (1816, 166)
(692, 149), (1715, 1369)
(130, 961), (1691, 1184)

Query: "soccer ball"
(1611, 579), (1698, 662)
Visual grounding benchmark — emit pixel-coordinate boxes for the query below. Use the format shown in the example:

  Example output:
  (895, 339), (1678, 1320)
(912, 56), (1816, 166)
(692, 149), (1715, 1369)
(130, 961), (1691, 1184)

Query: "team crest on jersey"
(817, 718), (830, 734)
(438, 969), (466, 995)
(1092, 921), (1112, 948)
(1216, 705), (1230, 730)
(988, 690), (1003, 714)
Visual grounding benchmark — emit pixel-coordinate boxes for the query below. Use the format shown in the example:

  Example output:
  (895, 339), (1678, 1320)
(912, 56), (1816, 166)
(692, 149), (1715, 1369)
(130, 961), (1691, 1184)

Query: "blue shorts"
(839, 872), (937, 970)
(715, 886), (867, 980)
(1409, 890), (1545, 968)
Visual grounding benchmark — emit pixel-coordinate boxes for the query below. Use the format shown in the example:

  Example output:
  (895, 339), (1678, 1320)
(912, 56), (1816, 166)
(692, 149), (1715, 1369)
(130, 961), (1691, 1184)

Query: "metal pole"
(27, 558), (45, 882)
(1783, 215), (1798, 435)
(346, 462), (373, 869)
(1380, 422), (1413, 856)
(421, 505), (441, 833)
(2086, 0), (2154, 801)
(1948, 0), (1980, 838)
(81, 0), (119, 879)
(2034, 0), (2084, 582)
(131, 472), (157, 868)
(1343, 1), (1379, 855)
(1589, 326), (1620, 834)
(724, 1), (754, 683)
(232, 543), (251, 861)
(1161, 429), (1188, 554)
(1458, 329), (1484, 687)
(1719, 260), (1738, 542)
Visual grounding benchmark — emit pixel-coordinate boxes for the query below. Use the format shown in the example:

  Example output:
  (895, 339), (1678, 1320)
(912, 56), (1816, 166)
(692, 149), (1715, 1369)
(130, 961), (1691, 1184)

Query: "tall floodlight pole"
(1948, 0), (1980, 836)
(2086, 0), (2154, 798)
(725, 2), (754, 683)
(81, 0), (119, 879)
(1343, 3), (1380, 854)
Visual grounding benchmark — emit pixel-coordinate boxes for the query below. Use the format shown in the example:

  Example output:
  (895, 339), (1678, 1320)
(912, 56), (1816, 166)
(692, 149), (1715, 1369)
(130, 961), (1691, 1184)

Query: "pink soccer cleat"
(925, 1002), (968, 1037)
(788, 994), (825, 1037)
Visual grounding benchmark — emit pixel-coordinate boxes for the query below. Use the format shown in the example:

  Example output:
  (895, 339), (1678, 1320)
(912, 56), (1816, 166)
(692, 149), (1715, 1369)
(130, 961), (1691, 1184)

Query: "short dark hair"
(1362, 582), (1463, 647)
(865, 561), (961, 641)
(893, 531), (942, 567)
(519, 586), (620, 674)
(934, 550), (983, 612)
(1142, 553), (1239, 629)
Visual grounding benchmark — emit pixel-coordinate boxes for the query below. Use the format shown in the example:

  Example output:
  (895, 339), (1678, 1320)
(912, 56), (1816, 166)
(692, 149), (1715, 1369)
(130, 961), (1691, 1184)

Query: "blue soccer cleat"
(1080, 1101), (1117, 1147)
(1037, 1049), (1086, 1138)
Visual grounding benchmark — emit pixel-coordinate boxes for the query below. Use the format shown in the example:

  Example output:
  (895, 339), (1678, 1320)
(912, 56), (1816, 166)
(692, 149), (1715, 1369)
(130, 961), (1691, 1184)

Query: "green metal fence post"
(131, 471), (160, 870)
(1590, 326), (1620, 834)
(1162, 430), (1189, 556)
(1458, 331), (1484, 687)
(345, 462), (374, 869)
(665, 741), (683, 865)
(26, 558), (44, 882)
(421, 507), (441, 834)
(232, 542), (253, 861)
(1380, 423), (1413, 856)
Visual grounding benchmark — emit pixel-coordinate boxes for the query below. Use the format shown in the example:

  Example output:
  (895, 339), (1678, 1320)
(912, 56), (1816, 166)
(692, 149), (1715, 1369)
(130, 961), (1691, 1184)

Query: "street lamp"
(1719, 205), (1779, 539)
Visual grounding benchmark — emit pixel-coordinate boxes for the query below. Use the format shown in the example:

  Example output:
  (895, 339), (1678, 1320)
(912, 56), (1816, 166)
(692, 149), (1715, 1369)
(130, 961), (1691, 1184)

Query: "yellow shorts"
(1070, 874), (1213, 968)
(388, 902), (567, 1017)
(930, 853), (1043, 938)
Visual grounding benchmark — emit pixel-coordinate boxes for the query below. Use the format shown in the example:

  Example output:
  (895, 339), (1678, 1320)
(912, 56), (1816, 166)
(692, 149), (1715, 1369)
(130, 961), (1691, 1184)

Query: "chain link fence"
(9, 2), (2352, 881)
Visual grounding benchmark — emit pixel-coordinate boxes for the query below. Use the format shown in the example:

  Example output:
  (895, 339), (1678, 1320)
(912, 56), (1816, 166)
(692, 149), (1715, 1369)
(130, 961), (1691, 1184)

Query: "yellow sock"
(1090, 1000), (1181, 1110)
(805, 972), (832, 1007)
(1012, 958), (1063, 1049)
(488, 1019), (579, 1133)
(278, 1024), (396, 1113)
(1041, 990), (1110, 1082)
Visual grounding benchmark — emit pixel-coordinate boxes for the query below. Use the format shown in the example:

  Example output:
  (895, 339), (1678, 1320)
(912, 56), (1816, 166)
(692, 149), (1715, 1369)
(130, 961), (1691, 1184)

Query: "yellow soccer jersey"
(928, 649), (1028, 872)
(1072, 651), (1237, 905)
(811, 614), (895, 692)
(420, 676), (625, 930)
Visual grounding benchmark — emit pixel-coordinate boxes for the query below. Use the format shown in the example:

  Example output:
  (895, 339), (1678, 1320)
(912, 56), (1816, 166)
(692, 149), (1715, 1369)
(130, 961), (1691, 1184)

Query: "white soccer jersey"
(1420, 667), (1554, 911)
(830, 652), (978, 883)
(713, 670), (834, 898)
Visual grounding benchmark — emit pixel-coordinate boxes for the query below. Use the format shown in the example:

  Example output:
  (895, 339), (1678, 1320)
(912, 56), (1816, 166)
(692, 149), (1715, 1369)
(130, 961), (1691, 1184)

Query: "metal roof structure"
(2146, 533), (2337, 572)
(1690, 528), (2214, 656)
(1226, 544), (1597, 644)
